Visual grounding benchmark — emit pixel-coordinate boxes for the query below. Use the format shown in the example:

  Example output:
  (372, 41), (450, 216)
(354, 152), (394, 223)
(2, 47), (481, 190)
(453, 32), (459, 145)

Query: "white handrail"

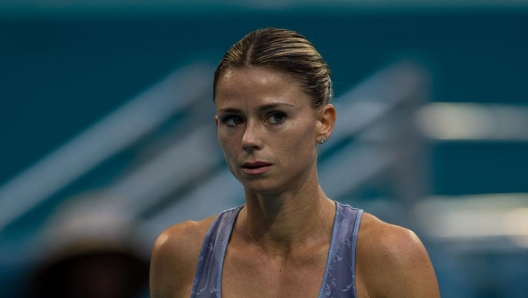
(0, 63), (213, 231)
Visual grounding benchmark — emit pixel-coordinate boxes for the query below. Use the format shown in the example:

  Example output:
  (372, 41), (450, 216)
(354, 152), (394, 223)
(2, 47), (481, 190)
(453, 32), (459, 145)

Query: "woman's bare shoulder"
(150, 215), (217, 298)
(357, 212), (425, 258)
(153, 215), (217, 255)
(356, 212), (440, 298)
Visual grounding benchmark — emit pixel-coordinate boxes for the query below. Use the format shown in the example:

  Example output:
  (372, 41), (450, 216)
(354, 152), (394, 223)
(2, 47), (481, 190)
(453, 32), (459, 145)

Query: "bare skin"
(150, 67), (440, 298)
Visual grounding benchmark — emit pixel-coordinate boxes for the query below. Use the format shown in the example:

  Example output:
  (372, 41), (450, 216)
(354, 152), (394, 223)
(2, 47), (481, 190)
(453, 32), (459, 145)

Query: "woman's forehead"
(219, 66), (299, 85)
(215, 68), (310, 109)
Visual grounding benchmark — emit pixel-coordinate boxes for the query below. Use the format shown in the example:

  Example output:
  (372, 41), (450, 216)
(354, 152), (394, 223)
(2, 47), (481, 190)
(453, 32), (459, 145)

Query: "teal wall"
(2, 12), (528, 195)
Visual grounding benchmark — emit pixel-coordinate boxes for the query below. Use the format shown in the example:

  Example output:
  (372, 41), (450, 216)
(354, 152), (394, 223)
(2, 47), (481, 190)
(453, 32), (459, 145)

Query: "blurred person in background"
(150, 28), (440, 298)
(28, 194), (149, 298)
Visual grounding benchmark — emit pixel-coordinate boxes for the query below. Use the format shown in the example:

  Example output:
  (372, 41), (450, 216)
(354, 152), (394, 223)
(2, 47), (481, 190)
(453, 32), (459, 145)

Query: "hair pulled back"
(213, 28), (333, 109)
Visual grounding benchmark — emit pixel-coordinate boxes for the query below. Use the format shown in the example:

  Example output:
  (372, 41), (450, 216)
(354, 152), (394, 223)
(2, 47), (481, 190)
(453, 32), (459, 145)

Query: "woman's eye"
(267, 112), (286, 124)
(223, 115), (244, 126)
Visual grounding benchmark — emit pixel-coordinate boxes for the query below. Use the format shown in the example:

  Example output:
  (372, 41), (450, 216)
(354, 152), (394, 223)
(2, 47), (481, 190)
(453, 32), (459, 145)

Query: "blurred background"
(1, 0), (528, 297)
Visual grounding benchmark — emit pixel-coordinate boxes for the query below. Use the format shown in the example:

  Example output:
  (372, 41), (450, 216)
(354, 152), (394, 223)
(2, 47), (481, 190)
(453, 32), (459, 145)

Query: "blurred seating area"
(1, 1), (528, 297)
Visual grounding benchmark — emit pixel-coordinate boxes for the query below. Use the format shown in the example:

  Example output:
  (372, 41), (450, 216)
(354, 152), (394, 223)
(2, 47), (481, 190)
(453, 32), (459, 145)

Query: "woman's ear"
(316, 104), (336, 142)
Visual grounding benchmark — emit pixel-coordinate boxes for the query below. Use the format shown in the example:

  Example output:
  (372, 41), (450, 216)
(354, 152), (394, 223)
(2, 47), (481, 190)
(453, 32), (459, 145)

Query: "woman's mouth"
(241, 161), (272, 175)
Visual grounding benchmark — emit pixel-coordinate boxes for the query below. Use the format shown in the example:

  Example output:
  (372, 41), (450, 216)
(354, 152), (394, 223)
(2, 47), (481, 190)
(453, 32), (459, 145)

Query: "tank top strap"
(319, 202), (363, 298)
(191, 205), (243, 298)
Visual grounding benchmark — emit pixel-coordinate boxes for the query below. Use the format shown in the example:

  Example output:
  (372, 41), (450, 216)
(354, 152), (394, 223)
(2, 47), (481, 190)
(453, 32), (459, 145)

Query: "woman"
(150, 28), (440, 298)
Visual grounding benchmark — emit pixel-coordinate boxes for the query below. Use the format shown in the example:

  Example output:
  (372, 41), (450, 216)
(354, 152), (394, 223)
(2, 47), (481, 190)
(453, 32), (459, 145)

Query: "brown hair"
(213, 28), (333, 109)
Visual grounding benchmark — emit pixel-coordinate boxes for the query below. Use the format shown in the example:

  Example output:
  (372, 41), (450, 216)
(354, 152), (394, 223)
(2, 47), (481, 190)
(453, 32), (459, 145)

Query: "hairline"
(213, 64), (323, 109)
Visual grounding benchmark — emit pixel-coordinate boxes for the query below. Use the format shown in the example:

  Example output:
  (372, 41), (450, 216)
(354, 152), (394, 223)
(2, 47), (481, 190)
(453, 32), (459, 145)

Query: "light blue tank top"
(190, 202), (363, 298)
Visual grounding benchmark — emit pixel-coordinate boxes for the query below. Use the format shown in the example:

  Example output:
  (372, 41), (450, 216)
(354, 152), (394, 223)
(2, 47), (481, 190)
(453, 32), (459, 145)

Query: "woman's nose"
(241, 120), (263, 151)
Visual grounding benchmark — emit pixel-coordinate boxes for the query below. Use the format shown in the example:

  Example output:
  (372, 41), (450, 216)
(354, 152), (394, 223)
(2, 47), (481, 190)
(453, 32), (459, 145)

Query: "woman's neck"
(237, 186), (336, 258)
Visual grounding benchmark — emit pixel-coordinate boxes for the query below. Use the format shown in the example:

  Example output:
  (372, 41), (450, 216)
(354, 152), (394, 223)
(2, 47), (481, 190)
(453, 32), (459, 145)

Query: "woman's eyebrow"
(257, 102), (295, 112)
(217, 107), (242, 113)
(218, 102), (295, 113)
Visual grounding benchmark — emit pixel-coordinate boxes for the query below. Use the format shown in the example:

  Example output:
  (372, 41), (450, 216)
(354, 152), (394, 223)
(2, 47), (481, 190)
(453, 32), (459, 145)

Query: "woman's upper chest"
(221, 241), (330, 298)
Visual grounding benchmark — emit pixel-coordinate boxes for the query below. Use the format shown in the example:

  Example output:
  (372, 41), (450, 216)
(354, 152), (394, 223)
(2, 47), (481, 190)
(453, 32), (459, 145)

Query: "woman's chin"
(242, 182), (283, 196)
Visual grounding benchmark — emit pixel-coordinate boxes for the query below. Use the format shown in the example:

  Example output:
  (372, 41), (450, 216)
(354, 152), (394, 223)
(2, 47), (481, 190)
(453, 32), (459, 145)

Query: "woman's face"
(215, 67), (324, 195)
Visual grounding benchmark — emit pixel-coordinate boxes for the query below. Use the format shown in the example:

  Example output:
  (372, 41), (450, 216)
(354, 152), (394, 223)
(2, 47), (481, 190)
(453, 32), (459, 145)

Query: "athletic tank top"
(190, 202), (363, 298)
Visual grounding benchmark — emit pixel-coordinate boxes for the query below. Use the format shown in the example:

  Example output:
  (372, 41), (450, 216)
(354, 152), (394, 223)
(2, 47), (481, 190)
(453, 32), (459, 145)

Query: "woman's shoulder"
(357, 212), (423, 255)
(152, 214), (217, 265)
(159, 215), (216, 244)
(355, 212), (440, 297)
(150, 215), (217, 298)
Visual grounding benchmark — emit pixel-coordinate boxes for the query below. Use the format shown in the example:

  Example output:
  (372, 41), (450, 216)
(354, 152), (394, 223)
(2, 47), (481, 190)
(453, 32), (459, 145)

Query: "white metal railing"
(320, 61), (429, 202)
(0, 63), (213, 231)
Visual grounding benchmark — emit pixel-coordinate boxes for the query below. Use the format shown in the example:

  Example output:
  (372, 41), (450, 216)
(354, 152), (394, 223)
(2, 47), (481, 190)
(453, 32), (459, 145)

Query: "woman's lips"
(241, 162), (272, 175)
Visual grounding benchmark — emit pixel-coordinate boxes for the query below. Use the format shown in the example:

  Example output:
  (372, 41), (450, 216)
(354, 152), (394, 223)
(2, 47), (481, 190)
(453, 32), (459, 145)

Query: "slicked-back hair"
(213, 28), (333, 109)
